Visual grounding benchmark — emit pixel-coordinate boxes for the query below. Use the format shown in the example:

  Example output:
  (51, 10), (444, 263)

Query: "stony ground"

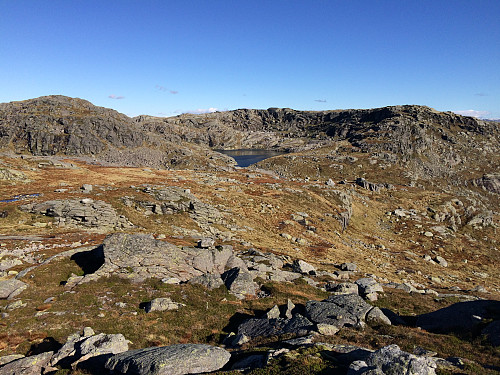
(0, 152), (499, 374)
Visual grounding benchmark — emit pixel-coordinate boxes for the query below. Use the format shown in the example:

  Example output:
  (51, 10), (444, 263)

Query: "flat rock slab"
(237, 314), (313, 339)
(105, 344), (231, 375)
(0, 279), (27, 299)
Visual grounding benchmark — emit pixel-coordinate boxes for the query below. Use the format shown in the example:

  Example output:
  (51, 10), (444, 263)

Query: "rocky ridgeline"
(1, 96), (498, 179)
(0, 95), (234, 170)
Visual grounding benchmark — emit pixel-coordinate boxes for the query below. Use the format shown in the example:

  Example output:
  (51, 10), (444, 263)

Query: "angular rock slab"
(0, 279), (27, 299)
(105, 344), (231, 375)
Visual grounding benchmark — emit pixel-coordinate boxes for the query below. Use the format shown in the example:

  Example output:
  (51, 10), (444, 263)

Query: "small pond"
(216, 149), (286, 168)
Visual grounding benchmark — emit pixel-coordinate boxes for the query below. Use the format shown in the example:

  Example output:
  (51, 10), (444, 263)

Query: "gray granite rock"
(222, 267), (258, 299)
(105, 344), (231, 375)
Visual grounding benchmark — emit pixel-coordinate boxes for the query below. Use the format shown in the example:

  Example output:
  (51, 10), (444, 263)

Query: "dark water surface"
(216, 149), (286, 167)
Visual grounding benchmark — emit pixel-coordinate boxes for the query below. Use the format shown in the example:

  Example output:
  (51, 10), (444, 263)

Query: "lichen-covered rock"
(0, 351), (53, 375)
(188, 273), (224, 290)
(105, 344), (231, 375)
(222, 267), (259, 299)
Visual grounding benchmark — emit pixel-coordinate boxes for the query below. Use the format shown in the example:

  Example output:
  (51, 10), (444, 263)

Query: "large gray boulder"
(0, 279), (27, 299)
(348, 344), (437, 375)
(105, 344), (231, 375)
(306, 294), (391, 328)
(0, 351), (53, 375)
(80, 233), (234, 283)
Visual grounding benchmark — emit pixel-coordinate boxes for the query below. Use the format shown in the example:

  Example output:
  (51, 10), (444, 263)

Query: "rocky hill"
(0, 96), (499, 374)
(1, 96), (498, 180)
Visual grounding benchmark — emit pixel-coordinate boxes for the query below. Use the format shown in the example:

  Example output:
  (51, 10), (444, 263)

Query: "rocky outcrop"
(104, 344), (231, 375)
(471, 173), (500, 194)
(76, 233), (235, 283)
(20, 198), (133, 230)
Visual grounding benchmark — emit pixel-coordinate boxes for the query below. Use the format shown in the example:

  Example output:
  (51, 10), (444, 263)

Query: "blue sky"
(1, 1), (499, 118)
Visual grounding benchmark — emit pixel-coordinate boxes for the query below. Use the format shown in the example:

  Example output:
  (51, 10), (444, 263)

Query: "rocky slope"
(0, 95), (499, 374)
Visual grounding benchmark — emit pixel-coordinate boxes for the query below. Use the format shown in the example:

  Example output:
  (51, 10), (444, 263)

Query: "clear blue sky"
(1, 1), (499, 118)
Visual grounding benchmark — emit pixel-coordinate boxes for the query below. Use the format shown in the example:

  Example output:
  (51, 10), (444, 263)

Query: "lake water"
(216, 149), (286, 167)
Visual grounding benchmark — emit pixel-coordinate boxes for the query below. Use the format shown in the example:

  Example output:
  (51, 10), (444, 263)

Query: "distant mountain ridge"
(0, 95), (498, 177)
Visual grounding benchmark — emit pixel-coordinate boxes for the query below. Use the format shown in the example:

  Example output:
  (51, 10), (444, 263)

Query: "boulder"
(50, 329), (129, 369)
(0, 279), (27, 299)
(340, 262), (358, 272)
(105, 344), (231, 375)
(292, 259), (316, 275)
(144, 298), (185, 313)
(416, 300), (500, 333)
(222, 267), (258, 299)
(305, 294), (391, 329)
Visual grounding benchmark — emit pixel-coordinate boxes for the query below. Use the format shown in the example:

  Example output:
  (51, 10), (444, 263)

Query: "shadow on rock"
(70, 245), (105, 275)
(27, 337), (62, 356)
(415, 300), (500, 341)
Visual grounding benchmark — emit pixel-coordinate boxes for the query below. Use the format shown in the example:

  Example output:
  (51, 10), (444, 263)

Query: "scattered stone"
(197, 238), (215, 248)
(316, 323), (340, 336)
(328, 282), (359, 295)
(434, 255), (448, 267)
(105, 344), (231, 375)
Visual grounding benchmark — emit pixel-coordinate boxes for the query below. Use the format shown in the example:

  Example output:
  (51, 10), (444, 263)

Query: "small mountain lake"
(216, 149), (286, 168)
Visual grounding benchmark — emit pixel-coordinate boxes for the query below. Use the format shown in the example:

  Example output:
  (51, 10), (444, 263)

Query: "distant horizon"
(1, 94), (498, 121)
